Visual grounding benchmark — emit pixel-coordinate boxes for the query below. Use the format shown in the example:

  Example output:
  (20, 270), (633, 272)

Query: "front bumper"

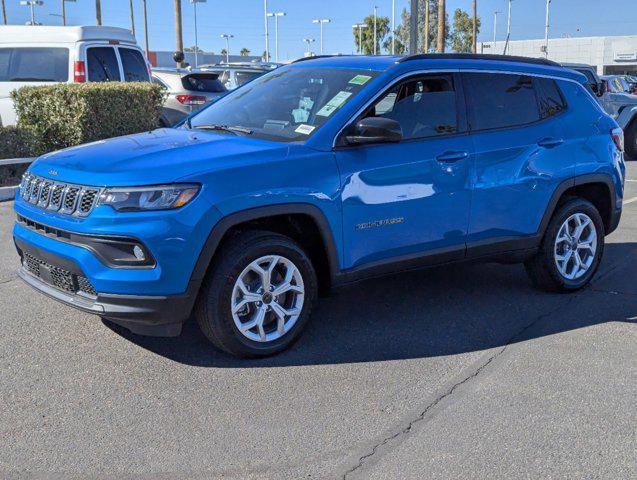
(15, 236), (198, 336)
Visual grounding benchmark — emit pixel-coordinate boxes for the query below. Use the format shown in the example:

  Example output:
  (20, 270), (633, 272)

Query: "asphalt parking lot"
(1, 164), (636, 479)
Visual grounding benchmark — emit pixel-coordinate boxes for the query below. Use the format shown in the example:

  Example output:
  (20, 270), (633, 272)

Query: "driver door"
(334, 73), (474, 270)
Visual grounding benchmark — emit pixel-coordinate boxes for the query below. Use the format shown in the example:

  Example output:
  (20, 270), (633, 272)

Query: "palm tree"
(95, 0), (102, 25)
(472, 0), (477, 53)
(174, 0), (184, 66)
(240, 48), (250, 56)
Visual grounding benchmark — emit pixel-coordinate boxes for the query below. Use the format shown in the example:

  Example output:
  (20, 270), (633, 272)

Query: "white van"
(0, 25), (150, 126)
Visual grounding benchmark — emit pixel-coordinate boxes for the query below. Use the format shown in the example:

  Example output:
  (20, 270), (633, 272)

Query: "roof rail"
(398, 53), (561, 67)
(292, 55), (341, 64)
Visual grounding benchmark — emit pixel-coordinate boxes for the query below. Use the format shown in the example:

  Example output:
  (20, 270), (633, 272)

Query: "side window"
(464, 73), (539, 130)
(119, 48), (149, 82)
(86, 47), (120, 82)
(534, 77), (566, 119)
(364, 75), (459, 140)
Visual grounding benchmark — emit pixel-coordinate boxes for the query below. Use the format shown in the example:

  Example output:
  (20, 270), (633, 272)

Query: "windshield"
(188, 67), (378, 142)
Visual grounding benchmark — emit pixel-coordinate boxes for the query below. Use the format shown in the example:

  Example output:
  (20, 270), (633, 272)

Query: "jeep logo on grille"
(48, 169), (58, 176)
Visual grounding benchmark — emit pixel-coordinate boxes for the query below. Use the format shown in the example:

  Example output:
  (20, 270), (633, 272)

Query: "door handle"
(537, 137), (564, 148)
(436, 151), (468, 163)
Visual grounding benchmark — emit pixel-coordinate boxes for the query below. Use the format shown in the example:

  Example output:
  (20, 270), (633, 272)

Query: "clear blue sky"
(3, 0), (636, 60)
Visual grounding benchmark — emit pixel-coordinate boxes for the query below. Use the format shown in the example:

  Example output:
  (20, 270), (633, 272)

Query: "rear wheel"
(525, 198), (604, 292)
(195, 230), (317, 357)
(625, 120), (637, 159)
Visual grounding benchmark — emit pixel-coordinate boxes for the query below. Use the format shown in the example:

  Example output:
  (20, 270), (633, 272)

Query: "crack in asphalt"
(341, 296), (578, 479)
(0, 277), (16, 286)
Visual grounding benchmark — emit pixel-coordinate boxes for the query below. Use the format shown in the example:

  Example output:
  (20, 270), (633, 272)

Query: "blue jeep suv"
(13, 54), (626, 357)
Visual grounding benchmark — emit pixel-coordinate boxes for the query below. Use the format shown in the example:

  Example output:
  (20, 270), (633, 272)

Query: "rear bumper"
(15, 236), (198, 336)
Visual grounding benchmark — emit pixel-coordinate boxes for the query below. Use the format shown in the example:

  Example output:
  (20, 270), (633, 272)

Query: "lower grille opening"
(22, 252), (98, 298)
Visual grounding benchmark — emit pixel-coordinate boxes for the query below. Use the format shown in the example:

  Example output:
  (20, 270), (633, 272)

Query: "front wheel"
(525, 198), (604, 292)
(195, 230), (318, 357)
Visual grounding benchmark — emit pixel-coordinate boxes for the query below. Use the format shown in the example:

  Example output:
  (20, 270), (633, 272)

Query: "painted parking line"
(624, 196), (637, 205)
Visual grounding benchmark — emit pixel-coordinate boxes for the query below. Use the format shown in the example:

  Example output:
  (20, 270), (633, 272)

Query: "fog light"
(133, 245), (146, 261)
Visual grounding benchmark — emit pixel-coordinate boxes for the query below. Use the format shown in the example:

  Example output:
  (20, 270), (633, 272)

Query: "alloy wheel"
(553, 212), (597, 280)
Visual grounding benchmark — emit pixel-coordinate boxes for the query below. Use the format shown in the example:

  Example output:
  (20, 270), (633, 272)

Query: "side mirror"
(345, 117), (402, 146)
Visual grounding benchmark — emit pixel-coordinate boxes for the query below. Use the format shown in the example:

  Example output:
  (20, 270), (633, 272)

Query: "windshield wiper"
(193, 124), (253, 135)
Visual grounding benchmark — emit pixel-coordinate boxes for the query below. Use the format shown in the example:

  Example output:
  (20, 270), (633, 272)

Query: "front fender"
(616, 105), (637, 130)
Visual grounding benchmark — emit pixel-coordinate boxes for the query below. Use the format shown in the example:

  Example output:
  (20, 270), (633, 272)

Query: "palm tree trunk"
(174, 0), (184, 67)
(437, 0), (445, 53)
(472, 0), (477, 53)
(1, 0), (7, 25)
(95, 0), (102, 26)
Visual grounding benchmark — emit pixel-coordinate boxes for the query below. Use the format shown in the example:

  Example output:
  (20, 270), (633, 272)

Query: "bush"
(11, 82), (164, 155)
(0, 125), (36, 160)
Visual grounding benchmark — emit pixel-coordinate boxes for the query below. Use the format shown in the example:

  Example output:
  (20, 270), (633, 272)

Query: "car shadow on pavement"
(104, 242), (637, 368)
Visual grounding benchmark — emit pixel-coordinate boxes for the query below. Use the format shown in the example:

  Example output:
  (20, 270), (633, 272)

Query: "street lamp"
(352, 23), (366, 54)
(220, 33), (233, 63)
(303, 37), (315, 56)
(19, 0), (44, 25)
(312, 18), (330, 55)
(190, 0), (206, 67)
(373, 6), (378, 55)
(492, 10), (502, 45)
(60, 0), (74, 26)
(391, 0), (395, 55)
(267, 12), (285, 63)
(544, 0), (551, 58)
(263, 0), (269, 62)
(503, 0), (513, 54)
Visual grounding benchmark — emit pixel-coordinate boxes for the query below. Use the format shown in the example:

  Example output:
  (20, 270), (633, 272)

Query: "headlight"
(97, 184), (200, 212)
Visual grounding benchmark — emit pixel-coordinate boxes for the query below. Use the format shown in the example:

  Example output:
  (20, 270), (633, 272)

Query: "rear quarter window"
(0, 47), (69, 82)
(86, 47), (121, 82)
(119, 48), (149, 82)
(182, 74), (226, 93)
(534, 77), (567, 119)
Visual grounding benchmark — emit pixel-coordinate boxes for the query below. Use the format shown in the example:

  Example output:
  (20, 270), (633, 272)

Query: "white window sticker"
(295, 124), (316, 135)
(316, 91), (353, 117)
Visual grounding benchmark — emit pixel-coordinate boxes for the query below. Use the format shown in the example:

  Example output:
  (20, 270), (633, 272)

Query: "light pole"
(221, 33), (233, 63)
(503, 0), (513, 54)
(303, 37), (315, 56)
(263, 0), (269, 62)
(190, 0), (206, 67)
(61, 0), (75, 26)
(267, 12), (285, 62)
(544, 0), (551, 58)
(391, 0), (395, 54)
(312, 18), (330, 55)
(142, 0), (149, 58)
(493, 10), (501, 45)
(19, 0), (44, 25)
(352, 23), (365, 54)
(373, 6), (378, 55)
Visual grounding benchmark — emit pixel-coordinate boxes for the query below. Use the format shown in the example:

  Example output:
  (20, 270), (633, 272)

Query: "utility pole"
(472, 0), (477, 53)
(312, 19), (330, 55)
(391, 0), (395, 55)
(142, 0), (149, 58)
(373, 6), (378, 55)
(409, 0), (418, 54)
(424, 0), (430, 52)
(174, 0), (184, 67)
(437, 0), (445, 53)
(504, 0), (512, 54)
(353, 23), (365, 54)
(267, 12), (285, 63)
(95, 0), (101, 25)
(264, 0), (269, 62)
(128, 0), (134, 35)
(544, 0), (551, 58)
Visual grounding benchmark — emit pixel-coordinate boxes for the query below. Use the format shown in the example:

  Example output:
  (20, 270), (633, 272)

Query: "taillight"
(74, 61), (86, 83)
(611, 127), (624, 152)
(176, 94), (206, 106)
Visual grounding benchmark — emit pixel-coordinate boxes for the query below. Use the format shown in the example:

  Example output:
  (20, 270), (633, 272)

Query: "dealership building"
(480, 35), (637, 75)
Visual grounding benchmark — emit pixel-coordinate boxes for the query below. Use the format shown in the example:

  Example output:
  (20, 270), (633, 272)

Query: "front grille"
(19, 173), (102, 217)
(22, 252), (98, 297)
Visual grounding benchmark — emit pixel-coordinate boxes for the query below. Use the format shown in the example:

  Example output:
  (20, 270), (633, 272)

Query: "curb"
(0, 186), (17, 202)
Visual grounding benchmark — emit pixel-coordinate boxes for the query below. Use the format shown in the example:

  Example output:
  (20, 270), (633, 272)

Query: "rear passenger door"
(85, 46), (121, 82)
(462, 72), (572, 253)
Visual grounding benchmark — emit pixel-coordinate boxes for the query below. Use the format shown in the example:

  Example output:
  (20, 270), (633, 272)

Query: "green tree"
(240, 47), (250, 56)
(451, 8), (480, 53)
(353, 14), (390, 55)
(184, 45), (203, 52)
(220, 48), (227, 57)
(261, 50), (270, 61)
(395, 0), (451, 53)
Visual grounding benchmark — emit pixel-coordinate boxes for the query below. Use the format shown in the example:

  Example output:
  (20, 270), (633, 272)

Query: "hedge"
(0, 125), (36, 160)
(11, 82), (164, 155)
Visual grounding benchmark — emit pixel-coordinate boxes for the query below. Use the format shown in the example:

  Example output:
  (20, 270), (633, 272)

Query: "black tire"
(626, 120), (637, 159)
(195, 230), (318, 358)
(525, 198), (605, 292)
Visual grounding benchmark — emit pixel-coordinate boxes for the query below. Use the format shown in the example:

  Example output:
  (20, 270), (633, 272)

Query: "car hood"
(28, 128), (290, 186)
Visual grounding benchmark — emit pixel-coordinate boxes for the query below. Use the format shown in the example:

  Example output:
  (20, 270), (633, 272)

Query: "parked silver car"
(152, 68), (227, 126)
(198, 62), (277, 90)
(563, 63), (637, 158)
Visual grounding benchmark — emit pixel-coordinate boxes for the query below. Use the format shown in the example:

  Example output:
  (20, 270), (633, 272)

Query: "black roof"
(398, 53), (561, 67)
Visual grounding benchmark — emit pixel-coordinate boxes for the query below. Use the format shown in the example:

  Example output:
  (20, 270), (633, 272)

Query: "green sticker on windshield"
(316, 91), (353, 117)
(349, 74), (372, 85)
